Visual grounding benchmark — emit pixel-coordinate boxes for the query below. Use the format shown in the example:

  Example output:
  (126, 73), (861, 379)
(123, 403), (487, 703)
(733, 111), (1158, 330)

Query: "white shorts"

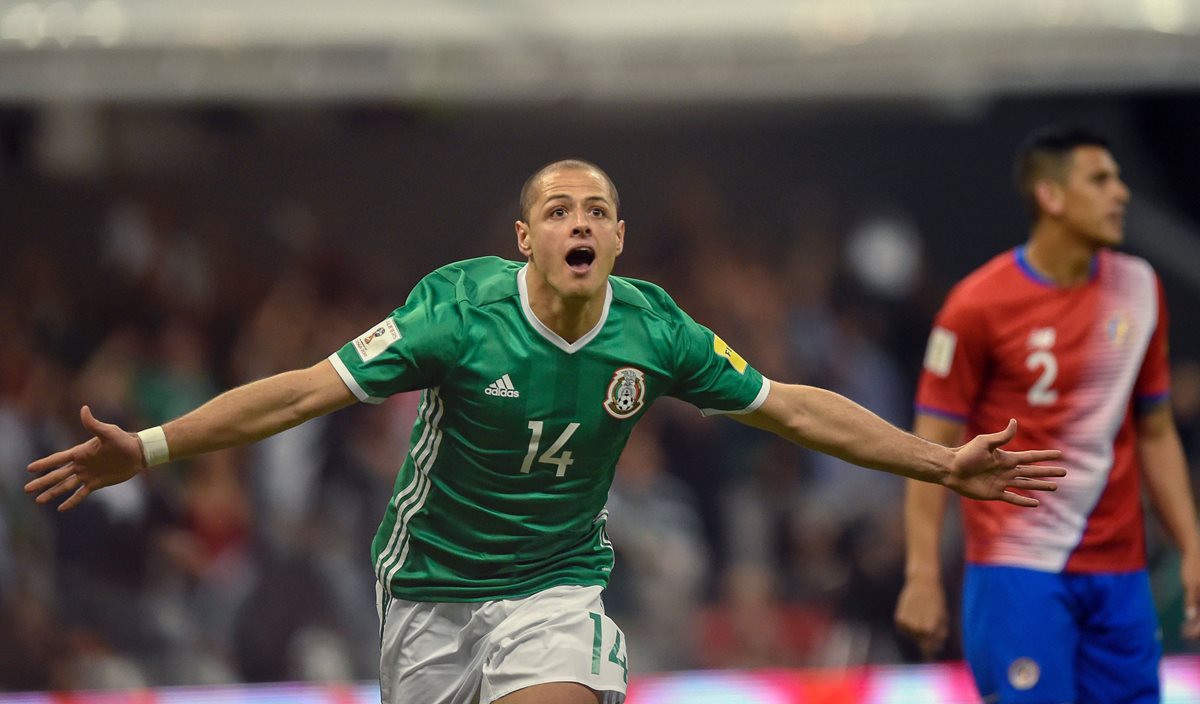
(377, 583), (629, 704)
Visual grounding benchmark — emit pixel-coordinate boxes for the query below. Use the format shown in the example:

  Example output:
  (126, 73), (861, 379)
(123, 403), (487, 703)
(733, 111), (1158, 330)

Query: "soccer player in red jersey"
(896, 126), (1200, 703)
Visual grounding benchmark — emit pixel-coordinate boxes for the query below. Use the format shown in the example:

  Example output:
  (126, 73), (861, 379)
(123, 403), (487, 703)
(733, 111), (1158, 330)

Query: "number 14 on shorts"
(589, 612), (628, 683)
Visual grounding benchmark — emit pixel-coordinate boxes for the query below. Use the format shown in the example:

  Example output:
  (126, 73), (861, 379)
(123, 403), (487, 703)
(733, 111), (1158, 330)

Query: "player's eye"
(550, 206), (567, 217)
(589, 207), (607, 218)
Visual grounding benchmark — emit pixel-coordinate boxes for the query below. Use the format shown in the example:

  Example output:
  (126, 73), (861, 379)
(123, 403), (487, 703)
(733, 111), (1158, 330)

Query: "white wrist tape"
(137, 426), (171, 467)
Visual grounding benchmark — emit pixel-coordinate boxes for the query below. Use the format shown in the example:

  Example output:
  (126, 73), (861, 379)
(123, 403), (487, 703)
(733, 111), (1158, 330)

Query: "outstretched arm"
(733, 381), (1063, 504)
(1137, 403), (1200, 640)
(26, 359), (357, 511)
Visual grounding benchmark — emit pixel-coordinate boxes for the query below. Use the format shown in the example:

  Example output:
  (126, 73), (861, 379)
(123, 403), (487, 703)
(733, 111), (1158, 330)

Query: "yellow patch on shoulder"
(713, 334), (748, 374)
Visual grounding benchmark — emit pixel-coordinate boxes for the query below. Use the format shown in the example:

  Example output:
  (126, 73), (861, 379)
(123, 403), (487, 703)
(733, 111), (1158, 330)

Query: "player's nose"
(571, 210), (591, 236)
(1114, 178), (1130, 204)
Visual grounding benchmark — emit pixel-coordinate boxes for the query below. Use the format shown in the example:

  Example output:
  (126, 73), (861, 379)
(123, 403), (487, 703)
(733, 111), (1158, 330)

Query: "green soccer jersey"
(329, 256), (767, 602)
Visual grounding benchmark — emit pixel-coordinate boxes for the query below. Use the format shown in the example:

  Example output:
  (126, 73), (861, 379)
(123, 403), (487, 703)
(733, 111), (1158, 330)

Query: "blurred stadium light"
(1, 0), (1200, 102)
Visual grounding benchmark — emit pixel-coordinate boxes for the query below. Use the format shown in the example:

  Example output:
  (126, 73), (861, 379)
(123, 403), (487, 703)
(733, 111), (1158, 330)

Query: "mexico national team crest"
(604, 367), (646, 420)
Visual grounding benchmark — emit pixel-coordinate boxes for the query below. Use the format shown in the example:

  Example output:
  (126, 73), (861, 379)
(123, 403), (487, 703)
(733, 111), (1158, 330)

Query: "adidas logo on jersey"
(485, 374), (520, 398)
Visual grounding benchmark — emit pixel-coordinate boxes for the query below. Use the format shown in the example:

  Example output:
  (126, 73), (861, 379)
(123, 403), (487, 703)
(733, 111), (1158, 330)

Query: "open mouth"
(565, 246), (596, 272)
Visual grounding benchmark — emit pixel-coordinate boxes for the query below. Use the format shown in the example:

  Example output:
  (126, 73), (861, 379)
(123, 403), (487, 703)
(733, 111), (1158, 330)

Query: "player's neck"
(1026, 224), (1099, 287)
(525, 278), (605, 343)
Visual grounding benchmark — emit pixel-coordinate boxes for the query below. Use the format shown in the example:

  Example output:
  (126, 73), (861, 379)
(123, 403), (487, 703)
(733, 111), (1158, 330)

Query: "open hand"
(25, 406), (144, 511)
(944, 419), (1065, 506)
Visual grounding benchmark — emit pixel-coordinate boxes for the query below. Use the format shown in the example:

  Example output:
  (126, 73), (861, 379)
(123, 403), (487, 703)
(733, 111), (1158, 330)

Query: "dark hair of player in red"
(1015, 126), (1112, 216)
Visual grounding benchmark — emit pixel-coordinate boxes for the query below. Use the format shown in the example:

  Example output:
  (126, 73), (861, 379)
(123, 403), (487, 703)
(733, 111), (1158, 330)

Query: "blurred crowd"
(2, 159), (1200, 692)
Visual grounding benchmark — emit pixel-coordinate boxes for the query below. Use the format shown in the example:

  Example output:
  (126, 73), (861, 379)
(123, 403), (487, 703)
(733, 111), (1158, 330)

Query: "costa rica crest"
(604, 367), (646, 419)
(1105, 312), (1131, 346)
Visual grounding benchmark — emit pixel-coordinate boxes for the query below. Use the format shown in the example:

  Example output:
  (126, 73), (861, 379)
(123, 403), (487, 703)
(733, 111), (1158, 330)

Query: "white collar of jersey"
(517, 265), (613, 354)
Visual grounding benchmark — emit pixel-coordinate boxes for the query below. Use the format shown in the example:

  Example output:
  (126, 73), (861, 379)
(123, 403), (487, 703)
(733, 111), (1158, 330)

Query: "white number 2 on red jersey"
(1025, 350), (1059, 406)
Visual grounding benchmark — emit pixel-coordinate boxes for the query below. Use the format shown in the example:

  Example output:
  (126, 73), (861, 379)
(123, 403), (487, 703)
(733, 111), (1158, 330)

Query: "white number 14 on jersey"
(521, 421), (581, 476)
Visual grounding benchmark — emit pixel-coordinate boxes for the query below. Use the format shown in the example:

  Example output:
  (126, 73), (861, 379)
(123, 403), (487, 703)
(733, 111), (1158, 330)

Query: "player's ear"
(1034, 179), (1064, 216)
(515, 220), (532, 257)
(615, 220), (625, 256)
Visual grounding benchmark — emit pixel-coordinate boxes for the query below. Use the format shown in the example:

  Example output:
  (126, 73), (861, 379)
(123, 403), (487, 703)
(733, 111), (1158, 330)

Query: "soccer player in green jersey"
(27, 159), (1065, 704)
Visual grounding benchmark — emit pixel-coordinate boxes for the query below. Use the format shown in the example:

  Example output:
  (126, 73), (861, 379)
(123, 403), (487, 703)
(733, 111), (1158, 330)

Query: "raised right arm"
(154, 359), (355, 458)
(26, 359), (356, 511)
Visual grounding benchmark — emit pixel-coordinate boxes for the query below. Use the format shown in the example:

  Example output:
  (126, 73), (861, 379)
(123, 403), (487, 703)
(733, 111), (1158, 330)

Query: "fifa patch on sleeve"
(353, 318), (402, 362)
(713, 334), (748, 374)
(923, 326), (956, 377)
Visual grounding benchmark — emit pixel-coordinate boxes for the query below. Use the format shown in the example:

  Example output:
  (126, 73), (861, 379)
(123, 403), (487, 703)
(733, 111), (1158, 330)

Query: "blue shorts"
(962, 564), (1161, 703)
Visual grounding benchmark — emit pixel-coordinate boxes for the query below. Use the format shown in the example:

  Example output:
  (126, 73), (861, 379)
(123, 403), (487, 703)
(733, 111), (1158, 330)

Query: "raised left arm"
(733, 381), (1063, 505)
(1138, 403), (1200, 639)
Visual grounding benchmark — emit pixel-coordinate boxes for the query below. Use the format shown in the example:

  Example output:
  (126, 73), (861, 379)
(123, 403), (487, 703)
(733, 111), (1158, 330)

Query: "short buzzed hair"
(1014, 126), (1112, 215)
(519, 159), (620, 222)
